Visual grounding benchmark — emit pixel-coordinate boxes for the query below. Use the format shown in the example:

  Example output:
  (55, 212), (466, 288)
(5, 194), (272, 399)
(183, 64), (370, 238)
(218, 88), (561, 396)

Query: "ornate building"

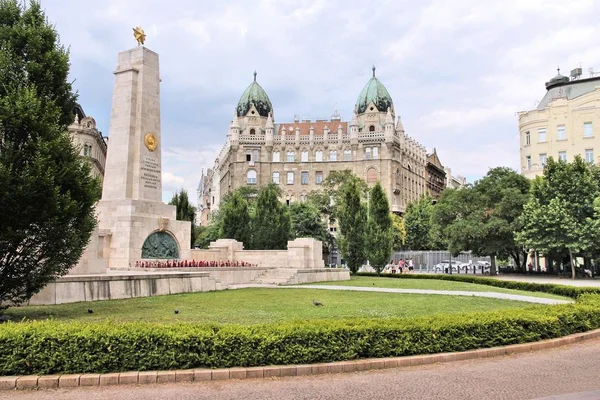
(201, 68), (429, 214)
(518, 67), (600, 179)
(68, 104), (108, 182)
(426, 149), (446, 198)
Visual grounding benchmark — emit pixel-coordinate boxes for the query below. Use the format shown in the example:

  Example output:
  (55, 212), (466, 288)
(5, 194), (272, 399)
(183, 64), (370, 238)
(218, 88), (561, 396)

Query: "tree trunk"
(569, 248), (576, 280)
(490, 256), (497, 275)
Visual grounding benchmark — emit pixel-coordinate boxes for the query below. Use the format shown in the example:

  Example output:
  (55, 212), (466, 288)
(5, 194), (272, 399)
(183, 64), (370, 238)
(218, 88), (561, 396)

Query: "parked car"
(433, 260), (461, 272)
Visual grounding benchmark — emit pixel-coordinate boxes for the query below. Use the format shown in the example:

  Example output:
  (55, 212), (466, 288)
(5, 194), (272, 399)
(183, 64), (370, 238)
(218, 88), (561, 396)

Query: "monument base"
(95, 199), (191, 270)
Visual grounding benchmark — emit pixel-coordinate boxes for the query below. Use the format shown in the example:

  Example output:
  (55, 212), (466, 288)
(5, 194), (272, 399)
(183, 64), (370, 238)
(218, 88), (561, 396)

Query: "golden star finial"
(133, 26), (146, 46)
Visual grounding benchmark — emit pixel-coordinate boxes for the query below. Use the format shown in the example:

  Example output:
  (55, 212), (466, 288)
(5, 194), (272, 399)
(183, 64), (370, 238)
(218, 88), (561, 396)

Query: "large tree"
(404, 194), (435, 250)
(169, 189), (197, 247)
(0, 1), (101, 309)
(289, 202), (329, 243)
(337, 178), (366, 273)
(220, 190), (251, 246)
(365, 182), (393, 274)
(517, 157), (598, 279)
(252, 183), (290, 250)
(391, 213), (406, 250)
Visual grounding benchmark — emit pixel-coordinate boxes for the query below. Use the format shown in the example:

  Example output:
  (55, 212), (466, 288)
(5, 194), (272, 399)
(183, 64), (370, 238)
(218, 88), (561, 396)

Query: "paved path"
(228, 284), (572, 305)
(3, 338), (599, 400)
(492, 275), (600, 287)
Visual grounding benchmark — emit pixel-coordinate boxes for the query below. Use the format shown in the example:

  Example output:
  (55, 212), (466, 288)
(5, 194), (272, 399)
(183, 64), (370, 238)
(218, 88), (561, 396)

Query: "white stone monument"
(92, 45), (191, 270)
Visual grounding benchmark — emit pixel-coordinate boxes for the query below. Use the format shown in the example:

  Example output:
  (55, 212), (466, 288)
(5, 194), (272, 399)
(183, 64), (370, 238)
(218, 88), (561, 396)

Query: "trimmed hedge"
(1, 294), (600, 375)
(355, 272), (600, 299)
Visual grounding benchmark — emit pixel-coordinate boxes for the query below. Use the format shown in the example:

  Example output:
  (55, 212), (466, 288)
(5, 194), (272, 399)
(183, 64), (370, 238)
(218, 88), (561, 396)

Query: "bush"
(2, 294), (600, 375)
(355, 272), (600, 299)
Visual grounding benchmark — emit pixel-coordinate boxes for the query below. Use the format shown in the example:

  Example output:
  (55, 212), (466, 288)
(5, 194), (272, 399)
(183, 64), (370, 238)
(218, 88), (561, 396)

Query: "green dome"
(355, 67), (394, 114)
(236, 72), (273, 118)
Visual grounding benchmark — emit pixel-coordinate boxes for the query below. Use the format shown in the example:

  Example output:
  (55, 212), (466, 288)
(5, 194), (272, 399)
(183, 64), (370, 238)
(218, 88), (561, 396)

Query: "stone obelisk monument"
(95, 31), (191, 269)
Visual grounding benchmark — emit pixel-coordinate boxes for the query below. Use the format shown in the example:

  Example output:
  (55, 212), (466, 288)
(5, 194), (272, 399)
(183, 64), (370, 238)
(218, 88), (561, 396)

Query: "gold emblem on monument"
(144, 133), (158, 151)
(133, 26), (146, 46)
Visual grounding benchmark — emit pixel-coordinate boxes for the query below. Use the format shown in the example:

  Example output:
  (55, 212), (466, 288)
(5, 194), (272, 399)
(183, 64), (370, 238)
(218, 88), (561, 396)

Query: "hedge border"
(2, 277), (600, 376)
(2, 327), (599, 390)
(354, 272), (600, 299)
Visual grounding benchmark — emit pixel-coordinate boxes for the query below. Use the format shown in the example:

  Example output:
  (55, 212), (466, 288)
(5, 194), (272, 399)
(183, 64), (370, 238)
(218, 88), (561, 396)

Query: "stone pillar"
(286, 238), (325, 269)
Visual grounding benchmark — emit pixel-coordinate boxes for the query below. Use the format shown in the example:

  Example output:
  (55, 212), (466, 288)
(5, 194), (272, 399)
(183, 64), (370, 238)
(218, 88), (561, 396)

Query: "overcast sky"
(42, 0), (600, 204)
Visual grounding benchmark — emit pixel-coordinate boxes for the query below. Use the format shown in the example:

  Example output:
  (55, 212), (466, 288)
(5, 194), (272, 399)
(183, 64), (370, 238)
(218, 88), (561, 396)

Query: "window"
(538, 128), (547, 143)
(373, 147), (379, 159)
(366, 168), (377, 183)
(253, 150), (259, 161)
(315, 150), (323, 162)
(286, 151), (295, 162)
(525, 131), (531, 145)
(557, 125), (566, 141)
(584, 122), (593, 137)
(526, 155), (531, 170)
(272, 151), (280, 162)
(365, 148), (372, 160)
(246, 170), (257, 185)
(301, 171), (309, 185)
(329, 150), (337, 161)
(315, 171), (323, 185)
(249, 128), (256, 135)
(558, 151), (567, 162)
(539, 153), (547, 167)
(369, 125), (375, 132)
(246, 151), (251, 162)
(301, 151), (309, 162)
(272, 172), (280, 184)
(585, 149), (594, 164)
(344, 149), (352, 161)
(287, 171), (294, 184)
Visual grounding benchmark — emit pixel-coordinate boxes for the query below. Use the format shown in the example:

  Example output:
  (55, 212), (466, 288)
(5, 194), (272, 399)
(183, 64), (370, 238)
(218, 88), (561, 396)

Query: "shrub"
(1, 294), (600, 375)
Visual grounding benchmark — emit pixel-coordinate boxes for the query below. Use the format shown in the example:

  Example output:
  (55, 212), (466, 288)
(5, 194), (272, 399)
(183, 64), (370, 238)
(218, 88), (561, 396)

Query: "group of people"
(135, 260), (258, 268)
(385, 258), (414, 274)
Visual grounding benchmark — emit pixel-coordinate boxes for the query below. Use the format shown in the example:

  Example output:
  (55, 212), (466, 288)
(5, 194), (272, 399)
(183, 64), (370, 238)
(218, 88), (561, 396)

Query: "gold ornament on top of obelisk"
(133, 26), (146, 46)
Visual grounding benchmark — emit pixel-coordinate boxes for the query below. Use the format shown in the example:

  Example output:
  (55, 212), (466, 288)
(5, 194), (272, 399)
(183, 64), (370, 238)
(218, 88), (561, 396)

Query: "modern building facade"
(200, 68), (430, 215)
(518, 67), (600, 179)
(68, 104), (108, 182)
(426, 149), (446, 198)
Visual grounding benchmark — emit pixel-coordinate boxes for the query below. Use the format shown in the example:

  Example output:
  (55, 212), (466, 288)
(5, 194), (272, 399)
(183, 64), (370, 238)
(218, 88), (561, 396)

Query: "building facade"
(201, 68), (429, 214)
(518, 68), (600, 179)
(68, 104), (108, 182)
(426, 149), (446, 198)
(443, 167), (467, 189)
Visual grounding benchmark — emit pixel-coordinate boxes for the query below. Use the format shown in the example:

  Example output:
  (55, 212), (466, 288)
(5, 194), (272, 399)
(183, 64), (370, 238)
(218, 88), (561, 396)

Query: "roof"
(275, 121), (348, 136)
(537, 75), (600, 110)
(427, 149), (444, 170)
(355, 67), (394, 114)
(236, 72), (273, 118)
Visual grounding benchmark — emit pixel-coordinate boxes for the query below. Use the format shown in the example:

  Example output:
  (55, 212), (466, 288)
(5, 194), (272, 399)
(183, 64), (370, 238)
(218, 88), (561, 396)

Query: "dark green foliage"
(0, 1), (101, 308)
(220, 191), (251, 245)
(289, 202), (329, 243)
(404, 194), (436, 250)
(1, 291), (600, 375)
(169, 189), (196, 247)
(338, 179), (366, 273)
(252, 183), (290, 250)
(366, 183), (393, 274)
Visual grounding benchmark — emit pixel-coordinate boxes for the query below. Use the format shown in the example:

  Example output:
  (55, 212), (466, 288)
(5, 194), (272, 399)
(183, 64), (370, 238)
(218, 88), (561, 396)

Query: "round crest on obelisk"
(144, 133), (158, 151)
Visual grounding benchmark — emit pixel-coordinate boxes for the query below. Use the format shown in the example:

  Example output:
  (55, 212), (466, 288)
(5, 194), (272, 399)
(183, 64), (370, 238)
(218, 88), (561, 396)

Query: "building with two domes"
(199, 68), (437, 224)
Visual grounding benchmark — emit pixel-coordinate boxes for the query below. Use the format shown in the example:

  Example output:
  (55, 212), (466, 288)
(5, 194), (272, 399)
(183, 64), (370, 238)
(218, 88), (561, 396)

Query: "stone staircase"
(250, 268), (299, 285)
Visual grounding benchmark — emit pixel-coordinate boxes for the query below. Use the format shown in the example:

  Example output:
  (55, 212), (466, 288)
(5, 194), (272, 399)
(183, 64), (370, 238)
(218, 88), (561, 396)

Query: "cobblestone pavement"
(3, 338), (599, 400)
(283, 285), (572, 304)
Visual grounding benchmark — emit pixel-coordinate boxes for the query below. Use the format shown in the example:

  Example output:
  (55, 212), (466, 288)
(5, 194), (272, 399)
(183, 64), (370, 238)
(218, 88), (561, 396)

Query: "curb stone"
(1, 328), (599, 391)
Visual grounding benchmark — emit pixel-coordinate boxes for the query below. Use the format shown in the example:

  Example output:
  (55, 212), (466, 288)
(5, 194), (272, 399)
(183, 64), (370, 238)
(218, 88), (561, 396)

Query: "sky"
(42, 0), (600, 204)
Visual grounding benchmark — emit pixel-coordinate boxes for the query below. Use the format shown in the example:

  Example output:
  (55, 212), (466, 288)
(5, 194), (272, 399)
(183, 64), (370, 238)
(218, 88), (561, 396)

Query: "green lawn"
(4, 287), (544, 325)
(310, 276), (571, 301)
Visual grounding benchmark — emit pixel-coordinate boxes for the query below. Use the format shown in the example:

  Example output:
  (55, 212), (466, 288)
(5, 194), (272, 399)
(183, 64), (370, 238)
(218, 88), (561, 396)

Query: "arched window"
(315, 150), (323, 162)
(272, 151), (280, 162)
(247, 170), (257, 185)
(286, 151), (295, 162)
(272, 172), (280, 184)
(329, 150), (337, 161)
(343, 149), (352, 161)
(369, 125), (375, 132)
(249, 128), (256, 135)
(366, 167), (378, 183)
(301, 150), (309, 162)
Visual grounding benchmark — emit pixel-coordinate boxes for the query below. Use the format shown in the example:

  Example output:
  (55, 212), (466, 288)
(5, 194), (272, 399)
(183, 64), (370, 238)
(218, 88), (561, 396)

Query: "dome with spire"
(355, 66), (394, 115)
(236, 72), (273, 118)
(545, 67), (570, 90)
